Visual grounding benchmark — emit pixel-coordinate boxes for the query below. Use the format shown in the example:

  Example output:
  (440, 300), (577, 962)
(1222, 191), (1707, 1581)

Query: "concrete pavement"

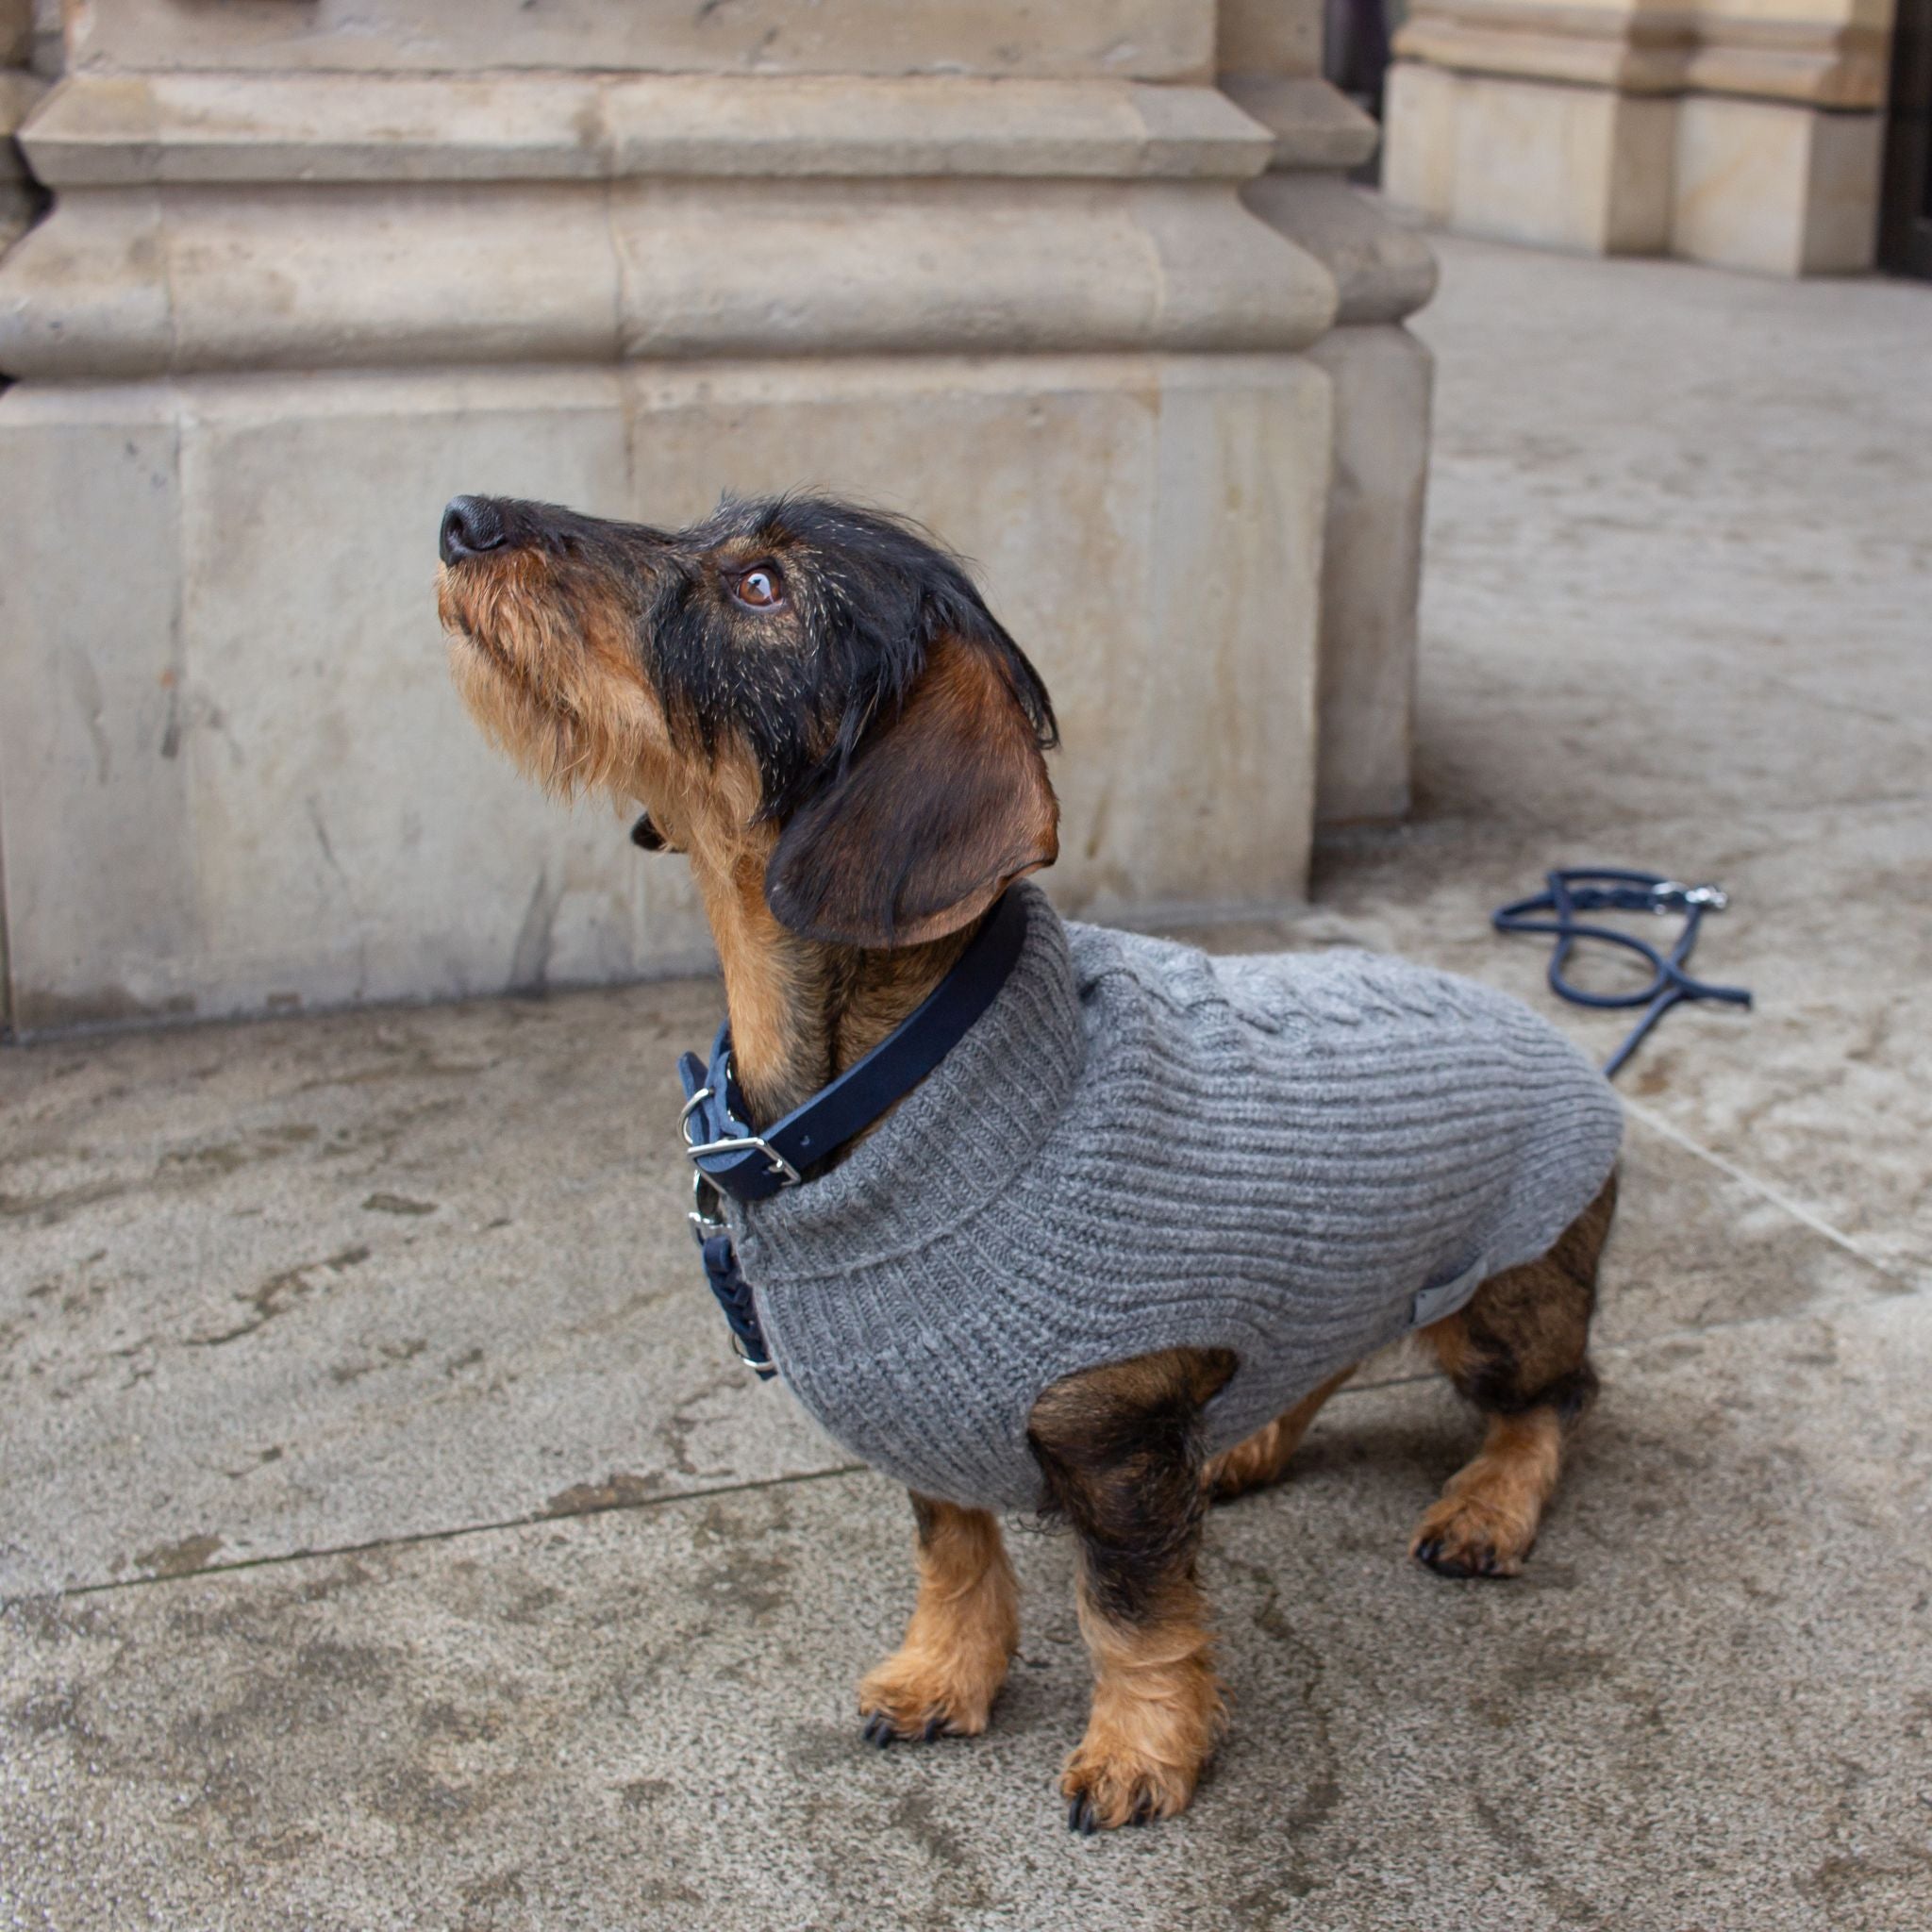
(4, 232), (1929, 1929)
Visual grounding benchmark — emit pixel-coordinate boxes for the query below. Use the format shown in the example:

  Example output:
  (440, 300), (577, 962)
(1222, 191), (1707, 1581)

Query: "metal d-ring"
(679, 1061), (802, 1188)
(677, 1085), (715, 1141)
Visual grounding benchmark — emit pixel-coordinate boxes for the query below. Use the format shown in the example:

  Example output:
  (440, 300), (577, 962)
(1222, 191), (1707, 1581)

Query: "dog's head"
(437, 492), (1059, 948)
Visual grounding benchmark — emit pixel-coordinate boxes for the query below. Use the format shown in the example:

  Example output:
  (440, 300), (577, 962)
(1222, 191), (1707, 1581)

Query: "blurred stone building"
(1381, 0), (1926, 275)
(0, 0), (1435, 1034)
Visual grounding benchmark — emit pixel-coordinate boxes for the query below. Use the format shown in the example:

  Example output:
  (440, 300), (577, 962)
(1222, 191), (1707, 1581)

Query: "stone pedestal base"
(1226, 83), (1438, 825)
(0, 355), (1330, 1030)
(1384, 61), (1884, 275)
(1673, 93), (1884, 275)
(1305, 325), (1431, 824)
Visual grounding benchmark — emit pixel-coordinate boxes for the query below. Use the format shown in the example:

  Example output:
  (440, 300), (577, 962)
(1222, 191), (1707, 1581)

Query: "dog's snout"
(440, 495), (506, 566)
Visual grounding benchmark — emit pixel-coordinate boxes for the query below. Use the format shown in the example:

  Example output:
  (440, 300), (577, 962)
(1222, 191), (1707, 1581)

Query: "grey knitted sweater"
(733, 885), (1622, 1512)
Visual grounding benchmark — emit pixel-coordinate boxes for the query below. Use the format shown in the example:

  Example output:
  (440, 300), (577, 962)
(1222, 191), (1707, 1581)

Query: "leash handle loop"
(1492, 868), (1751, 1079)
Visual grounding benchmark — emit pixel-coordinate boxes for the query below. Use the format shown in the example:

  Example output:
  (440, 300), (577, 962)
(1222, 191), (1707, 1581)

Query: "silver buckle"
(678, 1052), (801, 1186)
(1649, 880), (1728, 914)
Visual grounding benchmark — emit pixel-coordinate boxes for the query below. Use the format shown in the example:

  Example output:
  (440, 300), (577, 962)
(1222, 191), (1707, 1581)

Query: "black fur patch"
(1027, 1353), (1232, 1627)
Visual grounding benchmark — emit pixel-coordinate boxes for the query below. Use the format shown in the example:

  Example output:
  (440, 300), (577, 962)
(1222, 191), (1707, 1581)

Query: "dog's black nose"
(440, 495), (506, 565)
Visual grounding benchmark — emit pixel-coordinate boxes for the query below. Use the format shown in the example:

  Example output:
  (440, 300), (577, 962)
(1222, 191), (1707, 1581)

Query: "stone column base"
(1384, 62), (1883, 275)
(1304, 325), (1431, 824)
(1224, 78), (1439, 825)
(0, 354), (1331, 1030)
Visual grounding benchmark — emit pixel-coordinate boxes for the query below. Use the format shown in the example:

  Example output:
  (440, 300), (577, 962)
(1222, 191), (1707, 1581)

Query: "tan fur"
(858, 1501), (1020, 1740)
(440, 557), (677, 805)
(765, 630), (1058, 948)
(445, 552), (834, 1120)
(1204, 1364), (1357, 1502)
(1062, 1579), (1224, 1829)
(440, 558), (1026, 1125)
(1408, 1409), (1566, 1578)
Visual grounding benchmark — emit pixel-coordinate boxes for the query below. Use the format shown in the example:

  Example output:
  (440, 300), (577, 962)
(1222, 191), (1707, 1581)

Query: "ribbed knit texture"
(733, 885), (1623, 1512)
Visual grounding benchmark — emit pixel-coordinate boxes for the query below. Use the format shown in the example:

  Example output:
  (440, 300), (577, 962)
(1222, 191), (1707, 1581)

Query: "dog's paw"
(1058, 1664), (1222, 1832)
(1060, 1735), (1204, 1833)
(857, 1647), (1004, 1747)
(1409, 1496), (1534, 1579)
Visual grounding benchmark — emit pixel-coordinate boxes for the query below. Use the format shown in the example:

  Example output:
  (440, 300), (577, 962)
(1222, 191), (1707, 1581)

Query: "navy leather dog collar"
(674, 890), (1031, 1378)
(676, 888), (1030, 1205)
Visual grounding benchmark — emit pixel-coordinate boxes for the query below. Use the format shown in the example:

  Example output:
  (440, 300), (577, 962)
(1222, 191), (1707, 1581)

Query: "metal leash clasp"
(1648, 880), (1729, 914)
(689, 1169), (728, 1244)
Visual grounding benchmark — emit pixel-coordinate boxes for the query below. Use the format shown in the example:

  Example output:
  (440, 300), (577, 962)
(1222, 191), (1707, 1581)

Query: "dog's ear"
(765, 631), (1058, 947)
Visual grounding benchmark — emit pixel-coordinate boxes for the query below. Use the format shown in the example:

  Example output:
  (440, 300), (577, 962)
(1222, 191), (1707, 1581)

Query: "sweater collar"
(726, 884), (1087, 1270)
(677, 886), (1037, 1206)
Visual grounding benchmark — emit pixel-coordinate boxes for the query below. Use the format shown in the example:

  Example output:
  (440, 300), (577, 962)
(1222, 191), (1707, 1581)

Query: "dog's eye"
(731, 567), (785, 611)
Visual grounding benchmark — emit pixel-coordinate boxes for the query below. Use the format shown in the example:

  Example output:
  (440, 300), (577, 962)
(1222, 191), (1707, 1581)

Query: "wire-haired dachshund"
(437, 491), (1616, 1832)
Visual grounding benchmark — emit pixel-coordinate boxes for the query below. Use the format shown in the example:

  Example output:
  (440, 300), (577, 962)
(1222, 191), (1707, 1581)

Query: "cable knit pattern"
(732, 886), (1623, 1511)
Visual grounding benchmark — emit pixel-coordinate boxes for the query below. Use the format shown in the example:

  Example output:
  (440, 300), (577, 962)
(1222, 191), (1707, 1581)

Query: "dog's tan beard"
(438, 559), (658, 803)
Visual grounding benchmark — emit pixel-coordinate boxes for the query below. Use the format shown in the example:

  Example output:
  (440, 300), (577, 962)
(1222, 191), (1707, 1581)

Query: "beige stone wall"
(0, 358), (1330, 1028)
(0, 0), (1434, 1031)
(1383, 0), (1896, 272)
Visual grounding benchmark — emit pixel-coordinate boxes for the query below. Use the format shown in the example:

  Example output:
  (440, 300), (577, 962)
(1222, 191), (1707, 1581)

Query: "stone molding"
(0, 74), (1341, 379)
(1217, 73), (1437, 332)
(1220, 74), (1383, 170)
(1, 68), (39, 148)
(23, 72), (1283, 186)
(1243, 175), (1439, 325)
(1218, 0), (1324, 79)
(1394, 2), (1889, 110)
(64, 0), (1217, 82)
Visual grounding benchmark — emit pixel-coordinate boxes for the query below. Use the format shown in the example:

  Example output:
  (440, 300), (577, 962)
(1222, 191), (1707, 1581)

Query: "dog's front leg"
(1028, 1347), (1235, 1831)
(859, 1494), (1019, 1744)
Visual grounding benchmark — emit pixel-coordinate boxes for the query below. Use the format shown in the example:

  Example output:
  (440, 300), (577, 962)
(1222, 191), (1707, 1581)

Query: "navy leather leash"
(675, 889), (1030, 1376)
(1491, 868), (1752, 1079)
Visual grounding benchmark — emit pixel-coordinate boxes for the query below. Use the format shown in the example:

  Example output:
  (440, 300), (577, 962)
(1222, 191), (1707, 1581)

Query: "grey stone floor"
(4, 235), (1929, 1930)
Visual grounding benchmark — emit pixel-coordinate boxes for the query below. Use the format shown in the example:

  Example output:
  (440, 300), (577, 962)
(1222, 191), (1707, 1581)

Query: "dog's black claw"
(1130, 1797), (1154, 1827)
(863, 1713), (895, 1748)
(1416, 1537), (1481, 1578)
(922, 1715), (945, 1742)
(1067, 1795), (1089, 1834)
